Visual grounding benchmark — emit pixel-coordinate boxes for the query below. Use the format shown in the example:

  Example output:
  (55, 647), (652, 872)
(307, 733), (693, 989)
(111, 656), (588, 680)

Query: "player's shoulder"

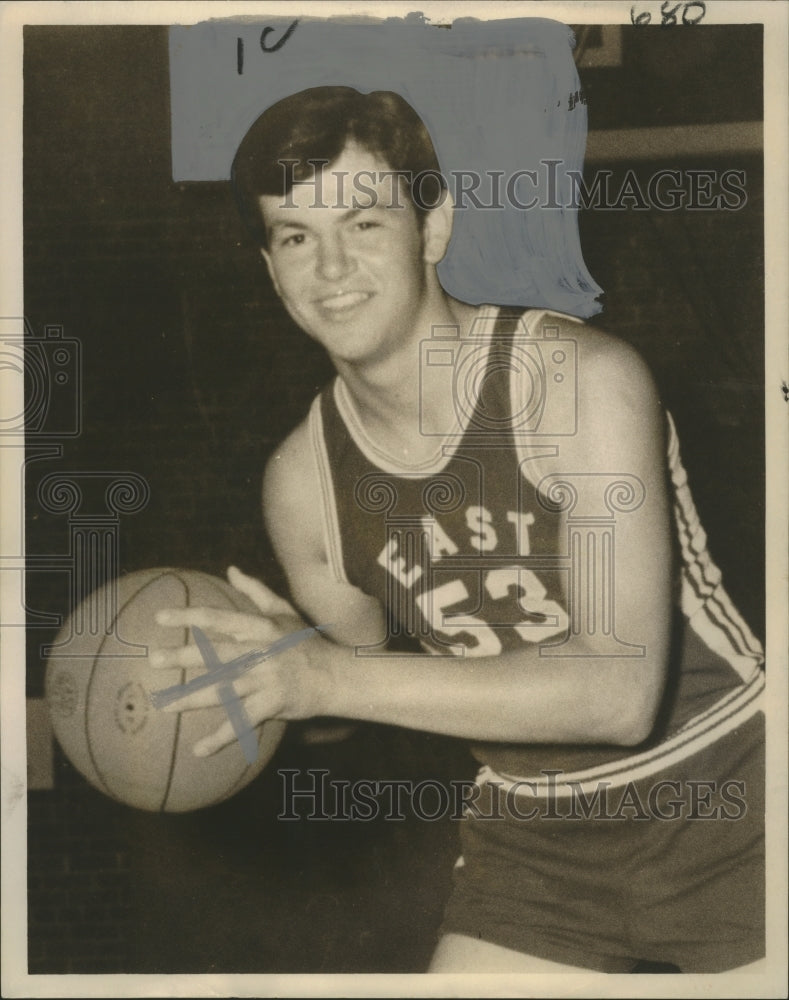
(524, 310), (665, 468)
(535, 309), (661, 406)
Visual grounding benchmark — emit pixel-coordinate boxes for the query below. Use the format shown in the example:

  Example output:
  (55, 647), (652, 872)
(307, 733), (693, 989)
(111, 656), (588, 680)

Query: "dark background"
(24, 24), (764, 974)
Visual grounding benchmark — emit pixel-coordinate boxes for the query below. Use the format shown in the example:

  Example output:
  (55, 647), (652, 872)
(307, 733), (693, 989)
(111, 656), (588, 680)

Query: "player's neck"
(333, 291), (479, 460)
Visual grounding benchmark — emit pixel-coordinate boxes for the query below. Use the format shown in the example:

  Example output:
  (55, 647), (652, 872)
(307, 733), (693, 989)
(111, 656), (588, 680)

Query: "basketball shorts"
(440, 712), (765, 973)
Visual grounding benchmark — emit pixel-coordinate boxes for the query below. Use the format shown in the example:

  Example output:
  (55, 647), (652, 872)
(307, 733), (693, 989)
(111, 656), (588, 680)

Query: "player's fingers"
(154, 606), (276, 642)
(149, 635), (273, 672)
(152, 687), (214, 713)
(150, 672), (236, 712)
(227, 565), (294, 616)
(148, 643), (207, 670)
(154, 607), (258, 635)
(154, 606), (226, 632)
(191, 690), (277, 757)
(192, 721), (240, 758)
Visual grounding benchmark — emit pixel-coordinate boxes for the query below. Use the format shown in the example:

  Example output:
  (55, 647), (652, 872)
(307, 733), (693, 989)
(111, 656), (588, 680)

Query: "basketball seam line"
(160, 571), (191, 812)
(84, 568), (177, 800)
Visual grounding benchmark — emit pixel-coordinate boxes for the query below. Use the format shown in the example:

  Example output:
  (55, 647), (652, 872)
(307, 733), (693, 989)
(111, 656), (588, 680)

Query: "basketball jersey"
(309, 306), (765, 786)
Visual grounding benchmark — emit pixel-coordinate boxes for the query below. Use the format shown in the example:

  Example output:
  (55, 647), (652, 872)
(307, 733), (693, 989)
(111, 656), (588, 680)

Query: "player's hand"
(149, 566), (334, 755)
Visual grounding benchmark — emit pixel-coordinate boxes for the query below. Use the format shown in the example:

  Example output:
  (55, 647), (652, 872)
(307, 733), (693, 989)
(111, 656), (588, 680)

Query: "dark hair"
(231, 86), (446, 247)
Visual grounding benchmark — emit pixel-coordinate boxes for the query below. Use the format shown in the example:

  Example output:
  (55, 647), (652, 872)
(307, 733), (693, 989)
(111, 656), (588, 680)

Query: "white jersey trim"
(332, 305), (503, 478)
(478, 669), (764, 797)
(666, 412), (765, 676)
(511, 308), (577, 489)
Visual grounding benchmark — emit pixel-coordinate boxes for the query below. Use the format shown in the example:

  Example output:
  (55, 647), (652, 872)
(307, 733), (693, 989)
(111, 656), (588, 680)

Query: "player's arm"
(261, 417), (389, 650)
(155, 333), (671, 751)
(256, 419), (390, 743)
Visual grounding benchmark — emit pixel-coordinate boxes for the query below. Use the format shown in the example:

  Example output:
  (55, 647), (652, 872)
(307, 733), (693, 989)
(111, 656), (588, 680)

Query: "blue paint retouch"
(169, 14), (601, 317)
(151, 624), (329, 763)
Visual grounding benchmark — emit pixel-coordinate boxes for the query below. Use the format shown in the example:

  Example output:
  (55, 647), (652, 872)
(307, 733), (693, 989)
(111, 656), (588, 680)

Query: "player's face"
(258, 143), (448, 365)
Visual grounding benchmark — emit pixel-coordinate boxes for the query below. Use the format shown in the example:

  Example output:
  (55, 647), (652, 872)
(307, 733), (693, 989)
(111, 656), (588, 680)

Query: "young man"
(152, 86), (765, 973)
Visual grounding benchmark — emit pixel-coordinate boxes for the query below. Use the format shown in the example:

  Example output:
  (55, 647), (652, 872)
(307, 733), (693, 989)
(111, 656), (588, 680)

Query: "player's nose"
(316, 233), (354, 281)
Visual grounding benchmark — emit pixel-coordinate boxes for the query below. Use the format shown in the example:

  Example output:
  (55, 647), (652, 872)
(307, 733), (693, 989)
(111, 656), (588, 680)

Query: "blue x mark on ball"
(150, 623), (329, 763)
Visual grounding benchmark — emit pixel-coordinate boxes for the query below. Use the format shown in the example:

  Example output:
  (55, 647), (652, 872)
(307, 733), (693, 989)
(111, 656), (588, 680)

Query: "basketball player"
(151, 85), (766, 974)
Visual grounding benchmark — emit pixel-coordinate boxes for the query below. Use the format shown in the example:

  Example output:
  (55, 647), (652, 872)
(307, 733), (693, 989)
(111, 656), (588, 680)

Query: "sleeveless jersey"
(309, 306), (765, 787)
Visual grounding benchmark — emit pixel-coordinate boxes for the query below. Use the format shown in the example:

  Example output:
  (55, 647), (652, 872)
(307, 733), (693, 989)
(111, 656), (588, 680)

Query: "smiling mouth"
(317, 291), (373, 312)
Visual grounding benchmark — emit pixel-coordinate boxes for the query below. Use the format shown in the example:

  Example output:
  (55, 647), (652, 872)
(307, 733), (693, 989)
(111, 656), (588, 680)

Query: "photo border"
(2, 2), (786, 997)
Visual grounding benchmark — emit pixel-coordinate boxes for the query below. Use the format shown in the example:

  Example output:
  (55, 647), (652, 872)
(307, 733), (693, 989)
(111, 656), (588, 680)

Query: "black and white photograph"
(1, 1), (787, 996)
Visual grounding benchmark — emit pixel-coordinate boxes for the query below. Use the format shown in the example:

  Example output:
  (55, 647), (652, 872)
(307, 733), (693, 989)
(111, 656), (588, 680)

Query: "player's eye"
(280, 232), (306, 247)
(354, 220), (380, 232)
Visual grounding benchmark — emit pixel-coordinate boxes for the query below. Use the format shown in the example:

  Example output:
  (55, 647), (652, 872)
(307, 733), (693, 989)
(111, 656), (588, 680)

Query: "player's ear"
(259, 247), (282, 296)
(420, 192), (454, 265)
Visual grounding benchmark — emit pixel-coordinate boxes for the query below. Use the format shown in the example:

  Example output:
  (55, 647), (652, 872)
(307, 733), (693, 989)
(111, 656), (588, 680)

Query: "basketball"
(44, 567), (286, 812)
